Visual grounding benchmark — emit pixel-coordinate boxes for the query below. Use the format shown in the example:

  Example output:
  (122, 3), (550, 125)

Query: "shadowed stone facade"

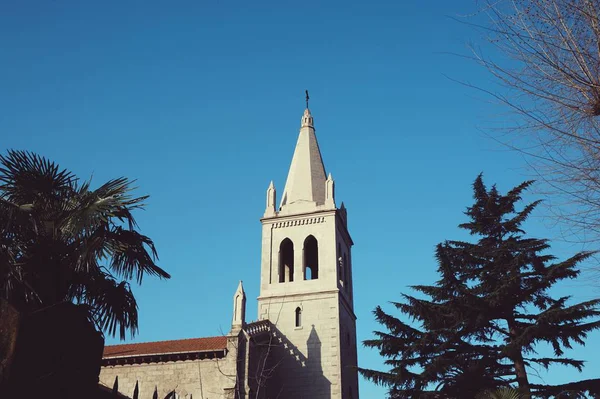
(100, 105), (359, 399)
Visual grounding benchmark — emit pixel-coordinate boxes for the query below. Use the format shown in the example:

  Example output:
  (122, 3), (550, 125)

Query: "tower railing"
(245, 320), (271, 337)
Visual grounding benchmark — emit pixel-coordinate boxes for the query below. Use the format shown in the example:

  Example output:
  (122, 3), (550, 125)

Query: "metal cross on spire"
(305, 90), (310, 109)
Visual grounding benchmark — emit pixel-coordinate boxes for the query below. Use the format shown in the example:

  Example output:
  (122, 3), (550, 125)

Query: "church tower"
(257, 103), (359, 398)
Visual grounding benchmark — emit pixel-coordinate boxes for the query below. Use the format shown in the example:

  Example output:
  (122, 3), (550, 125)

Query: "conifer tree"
(360, 175), (600, 398)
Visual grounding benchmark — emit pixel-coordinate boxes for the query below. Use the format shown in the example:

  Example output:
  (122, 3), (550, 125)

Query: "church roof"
(103, 335), (227, 359)
(280, 108), (327, 208)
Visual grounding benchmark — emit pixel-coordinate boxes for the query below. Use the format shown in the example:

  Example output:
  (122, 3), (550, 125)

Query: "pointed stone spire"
(301, 108), (314, 128)
(325, 173), (335, 208)
(232, 281), (246, 330)
(264, 180), (276, 217)
(280, 107), (327, 211)
(339, 201), (348, 226)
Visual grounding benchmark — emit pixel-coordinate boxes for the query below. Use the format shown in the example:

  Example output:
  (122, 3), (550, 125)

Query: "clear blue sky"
(1, 1), (598, 397)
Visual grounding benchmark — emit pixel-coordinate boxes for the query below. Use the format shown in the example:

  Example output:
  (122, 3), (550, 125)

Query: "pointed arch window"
(279, 238), (294, 283)
(304, 235), (319, 280)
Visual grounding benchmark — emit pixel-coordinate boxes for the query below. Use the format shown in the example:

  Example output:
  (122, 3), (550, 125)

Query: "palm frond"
(60, 177), (146, 237)
(476, 387), (521, 399)
(0, 150), (76, 203)
(108, 227), (170, 283)
(79, 271), (139, 340)
(0, 150), (169, 339)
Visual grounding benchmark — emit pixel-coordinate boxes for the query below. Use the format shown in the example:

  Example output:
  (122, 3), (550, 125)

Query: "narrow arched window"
(295, 307), (302, 327)
(279, 238), (294, 283)
(304, 235), (318, 280)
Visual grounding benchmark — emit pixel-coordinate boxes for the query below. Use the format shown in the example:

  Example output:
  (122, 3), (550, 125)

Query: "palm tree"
(0, 150), (170, 339)
(476, 388), (521, 399)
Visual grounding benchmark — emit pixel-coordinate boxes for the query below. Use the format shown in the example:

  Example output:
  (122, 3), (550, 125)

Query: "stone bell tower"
(257, 102), (359, 399)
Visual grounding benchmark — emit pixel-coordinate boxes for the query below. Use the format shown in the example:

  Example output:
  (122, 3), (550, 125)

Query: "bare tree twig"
(466, 0), (600, 264)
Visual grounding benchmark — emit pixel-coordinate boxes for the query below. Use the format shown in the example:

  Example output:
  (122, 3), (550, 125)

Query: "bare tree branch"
(467, 0), (600, 258)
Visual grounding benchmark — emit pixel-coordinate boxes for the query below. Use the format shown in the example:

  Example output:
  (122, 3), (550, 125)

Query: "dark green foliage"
(0, 150), (170, 339)
(360, 175), (600, 398)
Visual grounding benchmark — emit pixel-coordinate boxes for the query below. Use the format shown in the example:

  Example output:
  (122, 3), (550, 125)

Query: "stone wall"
(338, 296), (359, 399)
(257, 204), (358, 398)
(100, 336), (240, 399)
(257, 292), (340, 399)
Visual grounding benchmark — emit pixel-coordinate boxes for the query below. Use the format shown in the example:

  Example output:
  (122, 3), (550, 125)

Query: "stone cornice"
(101, 349), (227, 366)
(271, 215), (326, 229)
(260, 208), (336, 224)
(257, 288), (339, 301)
(258, 288), (357, 321)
